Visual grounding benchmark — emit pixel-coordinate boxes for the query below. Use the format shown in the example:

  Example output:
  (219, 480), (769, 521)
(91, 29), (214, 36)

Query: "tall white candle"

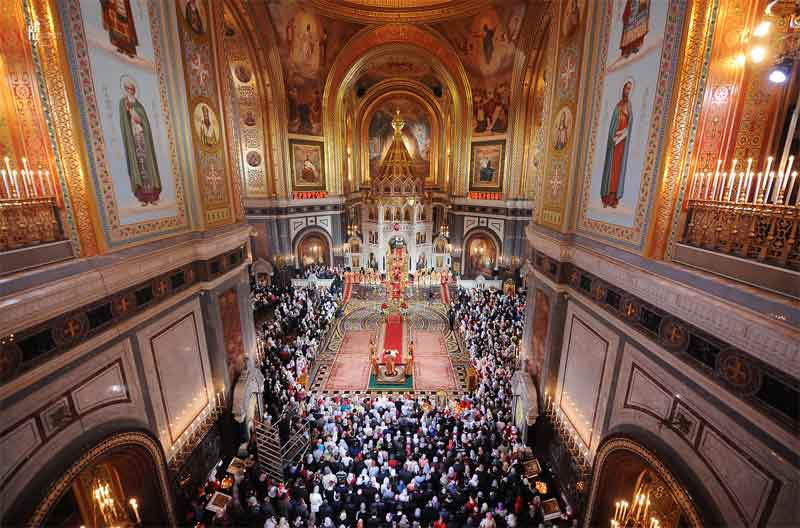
(0, 169), (9, 199)
(765, 172), (776, 203)
(735, 172), (744, 202)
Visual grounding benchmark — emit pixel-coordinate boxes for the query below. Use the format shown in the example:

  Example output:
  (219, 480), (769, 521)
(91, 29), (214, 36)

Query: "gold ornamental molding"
(27, 432), (177, 527)
(26, 0), (103, 256)
(355, 79), (444, 190)
(323, 24), (472, 197)
(646, 0), (716, 259)
(307, 0), (487, 24)
(584, 437), (704, 528)
(228, 0), (290, 198)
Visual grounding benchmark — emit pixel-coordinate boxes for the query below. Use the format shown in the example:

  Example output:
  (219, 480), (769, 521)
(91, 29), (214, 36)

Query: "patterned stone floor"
(310, 298), (468, 396)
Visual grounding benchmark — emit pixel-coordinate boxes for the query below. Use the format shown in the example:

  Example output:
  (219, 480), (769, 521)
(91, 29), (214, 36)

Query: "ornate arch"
(27, 431), (175, 527)
(355, 80), (444, 189)
(585, 436), (704, 528)
(322, 24), (472, 196)
(224, 0), (290, 198)
(292, 225), (334, 266)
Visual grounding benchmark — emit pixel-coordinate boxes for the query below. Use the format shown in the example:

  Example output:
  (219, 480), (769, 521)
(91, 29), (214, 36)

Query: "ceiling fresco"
(355, 54), (443, 97)
(266, 5), (363, 136)
(432, 2), (527, 137)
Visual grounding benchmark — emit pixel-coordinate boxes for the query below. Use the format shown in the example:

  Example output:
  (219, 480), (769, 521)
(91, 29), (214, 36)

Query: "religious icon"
(235, 64), (252, 84)
(620, 0), (650, 58)
(600, 81), (633, 208)
(290, 140), (325, 190)
(193, 102), (220, 150)
(243, 111), (257, 127)
(479, 159), (495, 182)
(183, 0), (205, 35)
(470, 141), (504, 191)
(482, 23), (496, 65)
(119, 75), (162, 205)
(100, 0), (139, 57)
(562, 0), (581, 38)
(553, 107), (572, 151)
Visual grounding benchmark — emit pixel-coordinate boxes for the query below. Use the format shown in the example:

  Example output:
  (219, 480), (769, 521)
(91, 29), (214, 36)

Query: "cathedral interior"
(0, 0), (798, 526)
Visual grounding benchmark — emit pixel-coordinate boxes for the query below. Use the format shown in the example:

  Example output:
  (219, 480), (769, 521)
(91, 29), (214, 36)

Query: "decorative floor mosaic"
(310, 299), (468, 396)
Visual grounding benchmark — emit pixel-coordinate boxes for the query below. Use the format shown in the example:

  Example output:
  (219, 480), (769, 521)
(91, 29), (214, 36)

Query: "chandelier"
(90, 473), (141, 526)
(610, 475), (663, 528)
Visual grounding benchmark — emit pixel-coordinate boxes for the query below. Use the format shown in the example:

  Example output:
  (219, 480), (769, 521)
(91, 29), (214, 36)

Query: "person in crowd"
(191, 279), (570, 528)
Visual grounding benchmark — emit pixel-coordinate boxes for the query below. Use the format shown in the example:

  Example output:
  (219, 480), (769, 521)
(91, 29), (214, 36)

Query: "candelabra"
(543, 391), (592, 479)
(611, 491), (660, 528)
(91, 476), (141, 526)
(683, 153), (800, 270)
(0, 156), (63, 252)
(167, 391), (225, 471)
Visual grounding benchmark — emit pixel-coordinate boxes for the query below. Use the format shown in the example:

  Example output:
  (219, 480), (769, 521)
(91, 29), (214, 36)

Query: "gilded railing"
(681, 154), (799, 271)
(681, 200), (799, 269)
(0, 197), (64, 252)
(1, 159), (64, 252)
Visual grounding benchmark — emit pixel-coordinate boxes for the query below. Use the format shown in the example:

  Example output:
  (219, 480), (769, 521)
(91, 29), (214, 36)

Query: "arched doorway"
(296, 232), (331, 268)
(585, 437), (704, 528)
(28, 432), (174, 527)
(464, 232), (498, 277)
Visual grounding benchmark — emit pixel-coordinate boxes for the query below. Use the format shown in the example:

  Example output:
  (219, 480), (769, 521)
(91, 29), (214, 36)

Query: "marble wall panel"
(556, 300), (619, 451)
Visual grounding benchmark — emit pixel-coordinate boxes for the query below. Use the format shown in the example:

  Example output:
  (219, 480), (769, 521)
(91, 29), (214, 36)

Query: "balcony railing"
(676, 157), (799, 298)
(0, 197), (64, 252)
(681, 200), (799, 270)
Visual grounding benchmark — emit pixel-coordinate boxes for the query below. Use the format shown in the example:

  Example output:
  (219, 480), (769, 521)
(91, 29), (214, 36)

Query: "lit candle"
(21, 158), (33, 196)
(785, 155), (795, 179)
(129, 497), (141, 523)
(46, 170), (55, 196)
(786, 172), (798, 206)
(726, 172), (737, 201)
(710, 159), (722, 198)
(754, 172), (764, 202)
(765, 172), (776, 203)
(734, 171), (744, 202)
(14, 170), (27, 198)
(1, 169), (9, 199)
(38, 170), (46, 198)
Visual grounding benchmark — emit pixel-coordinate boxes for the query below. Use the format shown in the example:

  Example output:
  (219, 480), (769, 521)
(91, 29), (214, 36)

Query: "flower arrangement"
(381, 303), (388, 310)
(400, 301), (407, 309)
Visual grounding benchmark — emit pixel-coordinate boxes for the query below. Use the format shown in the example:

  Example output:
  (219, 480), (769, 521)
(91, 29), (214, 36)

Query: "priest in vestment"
(600, 81), (633, 209)
(120, 76), (162, 205)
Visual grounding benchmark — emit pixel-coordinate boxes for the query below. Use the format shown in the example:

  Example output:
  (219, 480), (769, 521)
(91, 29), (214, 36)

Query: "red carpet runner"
(383, 313), (404, 363)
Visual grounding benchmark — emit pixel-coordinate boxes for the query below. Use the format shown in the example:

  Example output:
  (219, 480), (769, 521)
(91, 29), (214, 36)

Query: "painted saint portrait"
(193, 102), (220, 150)
(582, 0), (671, 232)
(119, 75), (161, 205)
(181, 0), (206, 35)
(235, 63), (252, 84)
(600, 80), (633, 208)
(553, 107), (573, 151)
(470, 141), (504, 191)
(100, 0), (139, 57)
(290, 140), (325, 190)
(620, 0), (650, 58)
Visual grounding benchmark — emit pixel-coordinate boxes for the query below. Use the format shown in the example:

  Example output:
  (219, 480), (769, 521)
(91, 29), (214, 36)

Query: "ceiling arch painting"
(266, 5), (363, 137)
(433, 2), (527, 138)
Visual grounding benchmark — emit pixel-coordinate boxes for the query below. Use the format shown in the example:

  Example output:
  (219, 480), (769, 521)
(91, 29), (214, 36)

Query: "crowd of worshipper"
(303, 265), (344, 280)
(257, 285), (341, 425)
(190, 283), (575, 527)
